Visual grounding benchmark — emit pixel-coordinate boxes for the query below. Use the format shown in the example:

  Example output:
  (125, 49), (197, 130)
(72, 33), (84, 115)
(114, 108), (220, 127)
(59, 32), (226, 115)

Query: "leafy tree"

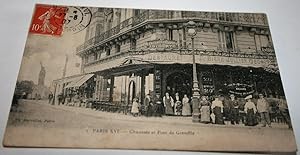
(15, 80), (34, 96)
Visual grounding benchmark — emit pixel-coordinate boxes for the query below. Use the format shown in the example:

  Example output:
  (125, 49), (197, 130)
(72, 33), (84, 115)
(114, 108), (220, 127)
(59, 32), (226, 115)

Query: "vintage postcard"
(3, 3), (297, 153)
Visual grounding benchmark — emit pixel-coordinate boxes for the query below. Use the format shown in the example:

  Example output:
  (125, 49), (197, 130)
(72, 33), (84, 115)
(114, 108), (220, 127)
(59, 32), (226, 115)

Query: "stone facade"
(74, 8), (279, 104)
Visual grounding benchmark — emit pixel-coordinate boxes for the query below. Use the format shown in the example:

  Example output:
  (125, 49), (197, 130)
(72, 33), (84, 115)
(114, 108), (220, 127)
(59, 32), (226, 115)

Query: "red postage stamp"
(29, 4), (67, 36)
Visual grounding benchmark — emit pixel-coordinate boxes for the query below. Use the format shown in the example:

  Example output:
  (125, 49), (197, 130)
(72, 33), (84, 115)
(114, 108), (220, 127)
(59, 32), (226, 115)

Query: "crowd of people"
(131, 92), (292, 128)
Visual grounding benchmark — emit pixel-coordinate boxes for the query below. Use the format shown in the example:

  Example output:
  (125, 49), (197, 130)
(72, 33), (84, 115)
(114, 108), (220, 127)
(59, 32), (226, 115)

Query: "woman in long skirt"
(199, 96), (211, 123)
(182, 94), (191, 116)
(211, 96), (224, 125)
(163, 92), (174, 115)
(153, 94), (163, 117)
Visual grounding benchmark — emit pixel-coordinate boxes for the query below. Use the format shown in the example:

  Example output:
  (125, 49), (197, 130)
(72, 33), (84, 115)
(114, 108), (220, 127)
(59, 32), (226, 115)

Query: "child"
(174, 93), (182, 115)
(131, 98), (140, 117)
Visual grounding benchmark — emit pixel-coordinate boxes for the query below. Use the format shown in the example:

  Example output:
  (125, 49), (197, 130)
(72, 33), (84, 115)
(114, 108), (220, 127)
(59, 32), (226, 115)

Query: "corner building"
(76, 8), (283, 105)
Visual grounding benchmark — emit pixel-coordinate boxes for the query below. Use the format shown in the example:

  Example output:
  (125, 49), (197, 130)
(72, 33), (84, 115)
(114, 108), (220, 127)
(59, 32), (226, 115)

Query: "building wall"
(236, 30), (256, 53)
(186, 28), (219, 50)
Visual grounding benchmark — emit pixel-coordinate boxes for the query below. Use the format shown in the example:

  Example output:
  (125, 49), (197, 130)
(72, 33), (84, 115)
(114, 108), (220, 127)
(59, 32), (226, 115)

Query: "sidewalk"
(37, 100), (290, 129)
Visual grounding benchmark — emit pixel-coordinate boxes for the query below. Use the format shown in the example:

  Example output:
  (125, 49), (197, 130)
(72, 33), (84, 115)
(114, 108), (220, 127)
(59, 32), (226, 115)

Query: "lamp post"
(187, 21), (200, 123)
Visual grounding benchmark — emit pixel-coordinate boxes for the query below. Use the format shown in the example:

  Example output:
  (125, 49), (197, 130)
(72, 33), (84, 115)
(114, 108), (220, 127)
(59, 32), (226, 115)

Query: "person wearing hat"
(277, 95), (292, 128)
(144, 94), (153, 117)
(182, 94), (191, 116)
(211, 95), (224, 125)
(257, 93), (271, 127)
(244, 95), (258, 126)
(199, 96), (211, 123)
(228, 94), (240, 125)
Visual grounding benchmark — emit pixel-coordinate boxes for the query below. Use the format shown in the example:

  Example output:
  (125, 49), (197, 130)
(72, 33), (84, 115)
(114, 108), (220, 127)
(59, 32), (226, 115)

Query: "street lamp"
(187, 21), (200, 123)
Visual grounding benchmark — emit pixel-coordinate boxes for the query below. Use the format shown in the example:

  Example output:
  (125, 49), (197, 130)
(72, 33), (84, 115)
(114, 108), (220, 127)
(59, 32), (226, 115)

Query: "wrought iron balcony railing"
(76, 11), (268, 53)
(83, 47), (276, 67)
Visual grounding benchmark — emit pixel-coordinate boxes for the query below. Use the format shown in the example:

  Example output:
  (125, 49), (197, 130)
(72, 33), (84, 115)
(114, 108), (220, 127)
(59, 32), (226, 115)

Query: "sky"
(17, 28), (86, 87)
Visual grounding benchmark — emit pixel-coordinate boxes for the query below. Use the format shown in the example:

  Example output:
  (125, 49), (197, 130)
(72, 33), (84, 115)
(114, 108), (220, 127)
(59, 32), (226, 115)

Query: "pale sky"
(17, 29), (86, 87)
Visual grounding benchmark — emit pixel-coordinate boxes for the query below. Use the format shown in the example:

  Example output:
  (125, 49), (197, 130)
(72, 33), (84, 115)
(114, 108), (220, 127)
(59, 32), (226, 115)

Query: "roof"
(64, 74), (94, 89)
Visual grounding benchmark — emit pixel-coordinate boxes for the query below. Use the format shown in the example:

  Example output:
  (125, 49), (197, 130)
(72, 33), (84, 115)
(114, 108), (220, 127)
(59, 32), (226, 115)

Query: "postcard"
(3, 4), (297, 153)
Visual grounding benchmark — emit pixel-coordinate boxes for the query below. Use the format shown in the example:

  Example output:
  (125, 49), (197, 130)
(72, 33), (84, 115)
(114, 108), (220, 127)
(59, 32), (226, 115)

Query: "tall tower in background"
(38, 62), (46, 86)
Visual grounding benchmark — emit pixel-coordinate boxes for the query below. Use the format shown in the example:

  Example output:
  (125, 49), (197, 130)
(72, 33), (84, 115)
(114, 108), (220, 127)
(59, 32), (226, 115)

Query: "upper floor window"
(259, 35), (271, 47)
(106, 47), (111, 56)
(225, 32), (234, 50)
(134, 10), (140, 16)
(116, 44), (121, 53)
(94, 52), (98, 61)
(130, 38), (137, 50)
(168, 29), (173, 40)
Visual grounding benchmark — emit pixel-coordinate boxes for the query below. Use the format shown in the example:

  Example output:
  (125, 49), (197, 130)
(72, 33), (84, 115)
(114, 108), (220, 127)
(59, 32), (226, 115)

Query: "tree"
(15, 80), (34, 97)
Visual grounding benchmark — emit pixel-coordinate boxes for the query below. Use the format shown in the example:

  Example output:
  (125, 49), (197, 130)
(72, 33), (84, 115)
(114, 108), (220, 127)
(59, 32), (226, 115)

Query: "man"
(144, 94), (153, 117)
(228, 94), (239, 125)
(48, 93), (53, 104)
(278, 96), (292, 129)
(211, 95), (224, 125)
(257, 94), (271, 127)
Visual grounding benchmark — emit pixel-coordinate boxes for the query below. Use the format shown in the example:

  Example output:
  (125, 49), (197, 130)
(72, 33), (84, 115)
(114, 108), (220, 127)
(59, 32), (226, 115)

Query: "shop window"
(225, 32), (234, 50)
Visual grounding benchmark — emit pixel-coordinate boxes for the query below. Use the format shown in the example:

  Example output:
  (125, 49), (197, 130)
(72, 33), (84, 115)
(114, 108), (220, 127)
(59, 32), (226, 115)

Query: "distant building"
(30, 62), (50, 99)
(38, 62), (46, 86)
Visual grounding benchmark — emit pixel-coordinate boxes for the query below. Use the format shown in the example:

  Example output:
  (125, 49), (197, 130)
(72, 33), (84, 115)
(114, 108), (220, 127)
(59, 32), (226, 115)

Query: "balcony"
(83, 44), (276, 68)
(76, 10), (269, 54)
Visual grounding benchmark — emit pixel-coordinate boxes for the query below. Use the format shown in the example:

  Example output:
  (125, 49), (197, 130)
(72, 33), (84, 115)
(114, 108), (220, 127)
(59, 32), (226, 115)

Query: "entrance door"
(165, 72), (192, 98)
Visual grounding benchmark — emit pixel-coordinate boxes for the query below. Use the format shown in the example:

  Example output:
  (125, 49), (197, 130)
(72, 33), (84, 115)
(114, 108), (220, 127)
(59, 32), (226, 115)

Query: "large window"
(116, 44), (121, 53)
(130, 38), (137, 50)
(225, 32), (234, 50)
(106, 47), (111, 56)
(168, 29), (173, 40)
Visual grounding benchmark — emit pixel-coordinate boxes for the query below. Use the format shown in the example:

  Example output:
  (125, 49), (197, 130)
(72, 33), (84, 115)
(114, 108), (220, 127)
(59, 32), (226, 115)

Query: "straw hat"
(245, 95), (252, 100)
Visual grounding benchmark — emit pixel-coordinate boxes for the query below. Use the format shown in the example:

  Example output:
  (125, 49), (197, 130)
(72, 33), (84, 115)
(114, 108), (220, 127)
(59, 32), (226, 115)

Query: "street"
(3, 100), (297, 153)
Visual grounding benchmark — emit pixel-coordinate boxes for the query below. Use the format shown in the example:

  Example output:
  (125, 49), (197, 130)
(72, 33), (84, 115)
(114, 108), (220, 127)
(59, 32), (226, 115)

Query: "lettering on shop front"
(147, 54), (181, 62)
(199, 56), (270, 66)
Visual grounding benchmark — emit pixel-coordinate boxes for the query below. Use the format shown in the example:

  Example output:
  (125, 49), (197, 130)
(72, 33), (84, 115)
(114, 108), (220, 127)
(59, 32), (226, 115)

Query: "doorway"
(165, 72), (192, 99)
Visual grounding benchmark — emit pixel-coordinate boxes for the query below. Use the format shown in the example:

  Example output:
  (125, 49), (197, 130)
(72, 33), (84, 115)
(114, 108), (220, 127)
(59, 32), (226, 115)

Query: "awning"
(65, 74), (94, 89)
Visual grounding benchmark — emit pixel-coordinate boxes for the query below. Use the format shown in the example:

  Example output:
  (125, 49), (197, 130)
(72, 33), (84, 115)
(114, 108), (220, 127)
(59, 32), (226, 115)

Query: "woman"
(182, 94), (191, 116)
(211, 96), (224, 125)
(199, 96), (211, 123)
(163, 92), (174, 115)
(244, 95), (258, 126)
(131, 98), (140, 117)
(153, 94), (163, 117)
(174, 93), (182, 115)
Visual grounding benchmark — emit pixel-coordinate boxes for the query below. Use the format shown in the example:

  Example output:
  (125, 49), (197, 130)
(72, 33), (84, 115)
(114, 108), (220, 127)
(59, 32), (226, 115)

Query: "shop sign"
(146, 40), (178, 50)
(227, 83), (254, 96)
(261, 47), (274, 53)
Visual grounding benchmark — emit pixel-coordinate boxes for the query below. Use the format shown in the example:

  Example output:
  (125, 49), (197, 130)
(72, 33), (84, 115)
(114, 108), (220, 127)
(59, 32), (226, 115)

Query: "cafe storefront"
(84, 40), (282, 105)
